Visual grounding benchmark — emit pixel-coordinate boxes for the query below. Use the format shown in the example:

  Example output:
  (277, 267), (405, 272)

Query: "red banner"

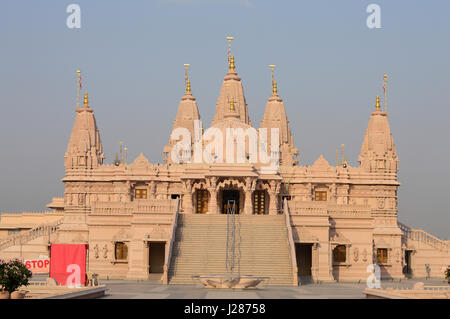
(50, 244), (86, 286)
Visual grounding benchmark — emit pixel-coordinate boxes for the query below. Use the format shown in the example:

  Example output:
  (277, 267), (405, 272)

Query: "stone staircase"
(168, 214), (294, 286)
(399, 222), (449, 252)
(0, 219), (63, 252)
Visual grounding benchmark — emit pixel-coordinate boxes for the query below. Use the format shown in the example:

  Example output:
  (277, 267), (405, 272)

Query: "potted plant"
(0, 259), (32, 299)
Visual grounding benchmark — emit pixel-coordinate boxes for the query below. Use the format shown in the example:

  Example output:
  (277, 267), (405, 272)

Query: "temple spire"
(358, 95), (398, 173)
(163, 64), (202, 163)
(65, 89), (104, 170)
(260, 67), (298, 166)
(211, 37), (250, 126)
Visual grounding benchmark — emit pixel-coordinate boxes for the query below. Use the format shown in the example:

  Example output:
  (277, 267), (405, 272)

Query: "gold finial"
(229, 55), (235, 71)
(120, 141), (123, 164)
(184, 64), (191, 94)
(376, 95), (381, 110)
(269, 65), (276, 94)
(83, 91), (89, 107)
(76, 70), (81, 107)
(226, 36), (234, 64)
(230, 99), (235, 111)
(383, 74), (388, 112)
(186, 80), (191, 93)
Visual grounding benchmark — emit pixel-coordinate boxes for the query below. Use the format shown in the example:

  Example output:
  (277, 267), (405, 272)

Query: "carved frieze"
(146, 224), (168, 240)
(362, 248), (368, 262)
(102, 244), (109, 259)
(353, 247), (359, 262)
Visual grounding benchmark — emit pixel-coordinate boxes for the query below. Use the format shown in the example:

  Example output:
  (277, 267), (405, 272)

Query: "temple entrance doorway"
(222, 190), (240, 214)
(148, 242), (165, 275)
(295, 243), (313, 284)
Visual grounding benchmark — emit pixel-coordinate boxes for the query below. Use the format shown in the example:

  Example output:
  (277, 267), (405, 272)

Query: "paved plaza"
(98, 278), (447, 299)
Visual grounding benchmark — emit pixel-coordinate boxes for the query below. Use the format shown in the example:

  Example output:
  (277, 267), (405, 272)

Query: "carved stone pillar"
(244, 177), (256, 215)
(268, 180), (280, 215)
(126, 239), (148, 280)
(209, 190), (218, 214)
(182, 180), (193, 214)
(207, 177), (218, 214)
(311, 242), (320, 283)
(149, 181), (156, 199)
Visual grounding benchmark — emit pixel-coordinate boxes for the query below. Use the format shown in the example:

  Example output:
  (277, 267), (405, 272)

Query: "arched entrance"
(222, 189), (240, 214)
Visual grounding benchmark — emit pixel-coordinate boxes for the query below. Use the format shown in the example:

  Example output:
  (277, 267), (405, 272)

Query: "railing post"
(163, 198), (180, 285)
(283, 198), (298, 286)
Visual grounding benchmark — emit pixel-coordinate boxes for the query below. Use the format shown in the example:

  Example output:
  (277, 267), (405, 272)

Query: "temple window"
(135, 189), (148, 199)
(314, 191), (327, 201)
(253, 190), (265, 214)
(196, 189), (208, 214)
(377, 248), (388, 264)
(333, 245), (347, 263)
(171, 194), (180, 199)
(115, 242), (128, 260)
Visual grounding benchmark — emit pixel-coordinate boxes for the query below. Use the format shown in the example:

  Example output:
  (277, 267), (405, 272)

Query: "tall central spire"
(211, 37), (250, 126)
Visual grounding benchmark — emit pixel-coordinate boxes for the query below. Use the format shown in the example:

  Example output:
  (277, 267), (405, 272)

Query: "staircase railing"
(283, 198), (298, 286)
(163, 198), (180, 284)
(0, 219), (63, 251)
(399, 222), (449, 252)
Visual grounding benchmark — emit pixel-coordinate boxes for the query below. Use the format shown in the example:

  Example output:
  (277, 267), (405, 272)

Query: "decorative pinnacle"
(83, 92), (89, 107)
(186, 80), (191, 93)
(376, 95), (381, 110)
(226, 36), (234, 64)
(184, 64), (191, 94)
(229, 55), (235, 71)
(269, 65), (276, 95)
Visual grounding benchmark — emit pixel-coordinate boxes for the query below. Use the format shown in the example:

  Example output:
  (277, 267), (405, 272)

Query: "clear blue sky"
(1, 0), (449, 238)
